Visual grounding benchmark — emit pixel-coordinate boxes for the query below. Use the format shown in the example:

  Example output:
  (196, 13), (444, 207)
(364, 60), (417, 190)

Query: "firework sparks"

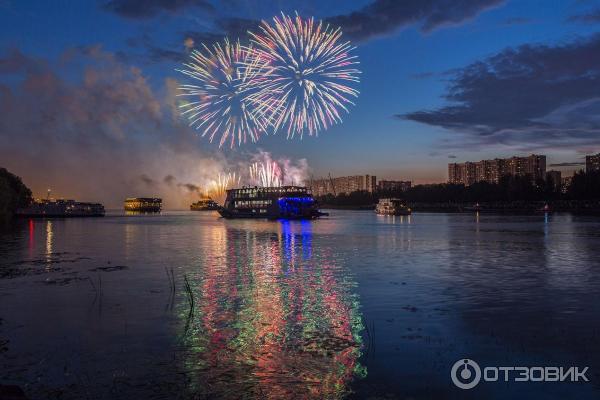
(208, 172), (241, 203)
(177, 39), (270, 148)
(249, 13), (361, 139)
(249, 161), (282, 187)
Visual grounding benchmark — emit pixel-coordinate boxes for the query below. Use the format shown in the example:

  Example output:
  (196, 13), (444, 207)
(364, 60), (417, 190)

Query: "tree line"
(0, 168), (32, 221)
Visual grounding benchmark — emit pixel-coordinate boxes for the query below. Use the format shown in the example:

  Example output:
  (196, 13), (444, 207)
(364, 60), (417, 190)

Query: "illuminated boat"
(190, 197), (219, 211)
(124, 197), (162, 212)
(17, 199), (105, 217)
(375, 198), (411, 216)
(218, 186), (328, 219)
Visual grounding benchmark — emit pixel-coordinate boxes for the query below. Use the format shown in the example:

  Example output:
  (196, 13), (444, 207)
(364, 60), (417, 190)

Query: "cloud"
(139, 174), (157, 186)
(448, 154), (457, 159)
(0, 47), (313, 208)
(325, 0), (505, 42)
(102, 0), (214, 19)
(181, 17), (260, 50)
(178, 0), (503, 51)
(178, 183), (200, 192)
(400, 34), (600, 151)
(163, 175), (177, 185)
(567, 8), (600, 24)
(0, 46), (229, 208)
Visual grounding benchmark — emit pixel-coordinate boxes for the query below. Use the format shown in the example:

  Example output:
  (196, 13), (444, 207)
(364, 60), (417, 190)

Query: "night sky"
(1, 0), (600, 207)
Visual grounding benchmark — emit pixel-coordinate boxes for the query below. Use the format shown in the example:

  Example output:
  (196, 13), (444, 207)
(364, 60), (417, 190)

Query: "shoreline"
(321, 200), (600, 213)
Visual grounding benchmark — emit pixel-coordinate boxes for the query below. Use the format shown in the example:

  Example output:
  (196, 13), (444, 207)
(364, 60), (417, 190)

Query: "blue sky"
(1, 0), (600, 204)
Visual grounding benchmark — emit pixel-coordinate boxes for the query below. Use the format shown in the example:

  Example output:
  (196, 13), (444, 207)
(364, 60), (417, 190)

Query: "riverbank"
(320, 200), (600, 213)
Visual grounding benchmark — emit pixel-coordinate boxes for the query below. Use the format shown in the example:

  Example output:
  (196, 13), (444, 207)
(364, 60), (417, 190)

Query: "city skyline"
(2, 1), (600, 206)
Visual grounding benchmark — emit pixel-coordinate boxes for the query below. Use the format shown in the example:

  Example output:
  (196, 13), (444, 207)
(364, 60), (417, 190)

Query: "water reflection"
(179, 220), (365, 399)
(45, 220), (53, 264)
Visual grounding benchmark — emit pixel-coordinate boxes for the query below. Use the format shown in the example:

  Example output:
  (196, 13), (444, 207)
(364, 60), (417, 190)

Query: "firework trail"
(249, 161), (282, 187)
(248, 13), (361, 139)
(177, 39), (270, 148)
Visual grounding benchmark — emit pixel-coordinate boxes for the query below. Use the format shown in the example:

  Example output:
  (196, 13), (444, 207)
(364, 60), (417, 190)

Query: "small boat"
(190, 198), (219, 211)
(17, 199), (105, 217)
(375, 198), (411, 216)
(218, 186), (328, 219)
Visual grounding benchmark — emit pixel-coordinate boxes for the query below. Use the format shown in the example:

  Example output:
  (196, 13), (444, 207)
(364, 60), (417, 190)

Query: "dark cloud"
(549, 162), (585, 167)
(325, 0), (505, 42)
(103, 0), (214, 19)
(181, 0), (502, 49)
(139, 174), (157, 186)
(163, 175), (177, 186)
(401, 34), (600, 151)
(448, 155), (457, 159)
(178, 183), (200, 192)
(567, 8), (600, 24)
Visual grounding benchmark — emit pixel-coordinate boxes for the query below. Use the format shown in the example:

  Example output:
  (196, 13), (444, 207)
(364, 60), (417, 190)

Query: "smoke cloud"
(0, 46), (311, 209)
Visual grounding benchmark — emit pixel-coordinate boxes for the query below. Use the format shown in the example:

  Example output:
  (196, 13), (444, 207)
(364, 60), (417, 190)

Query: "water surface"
(1, 211), (599, 399)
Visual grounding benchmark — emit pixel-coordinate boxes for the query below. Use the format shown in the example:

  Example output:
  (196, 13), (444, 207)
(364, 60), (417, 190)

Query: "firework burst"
(249, 161), (282, 187)
(249, 13), (360, 139)
(208, 172), (241, 203)
(177, 39), (270, 148)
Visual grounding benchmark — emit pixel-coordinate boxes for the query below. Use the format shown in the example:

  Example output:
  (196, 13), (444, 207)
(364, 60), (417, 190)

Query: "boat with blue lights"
(218, 186), (328, 219)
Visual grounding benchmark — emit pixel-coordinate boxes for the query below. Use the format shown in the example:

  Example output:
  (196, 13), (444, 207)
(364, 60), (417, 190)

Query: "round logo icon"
(451, 359), (481, 389)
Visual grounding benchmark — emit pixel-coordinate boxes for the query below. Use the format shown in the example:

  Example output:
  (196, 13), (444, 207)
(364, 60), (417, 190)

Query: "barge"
(124, 197), (162, 213)
(190, 197), (219, 211)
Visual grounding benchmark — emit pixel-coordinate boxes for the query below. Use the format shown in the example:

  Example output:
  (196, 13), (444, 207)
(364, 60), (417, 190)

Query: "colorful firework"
(249, 161), (282, 187)
(177, 39), (270, 148)
(208, 172), (241, 203)
(249, 13), (360, 139)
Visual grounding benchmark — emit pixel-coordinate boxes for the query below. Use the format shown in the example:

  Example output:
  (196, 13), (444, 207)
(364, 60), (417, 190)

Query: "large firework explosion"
(177, 39), (270, 148)
(178, 14), (360, 146)
(249, 13), (361, 139)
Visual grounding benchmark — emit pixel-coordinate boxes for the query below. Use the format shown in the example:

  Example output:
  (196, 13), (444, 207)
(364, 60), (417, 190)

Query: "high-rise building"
(378, 180), (412, 192)
(308, 174), (377, 196)
(546, 170), (561, 190)
(586, 153), (600, 172)
(448, 154), (546, 185)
